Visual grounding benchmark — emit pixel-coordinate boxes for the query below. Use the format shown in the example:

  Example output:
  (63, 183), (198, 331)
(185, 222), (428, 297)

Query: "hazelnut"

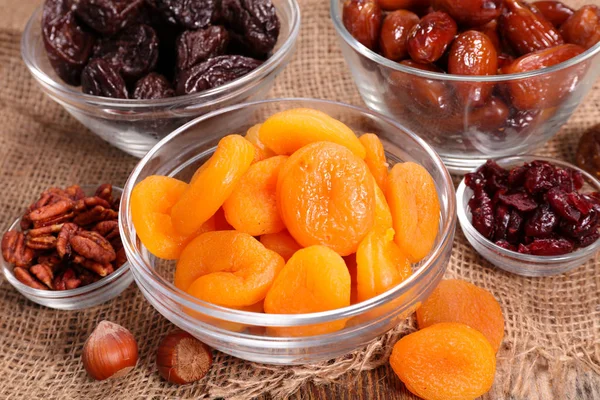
(82, 320), (138, 381)
(156, 330), (213, 384)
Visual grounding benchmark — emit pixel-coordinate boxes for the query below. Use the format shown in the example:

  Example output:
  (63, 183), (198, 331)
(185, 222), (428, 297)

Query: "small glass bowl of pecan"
(457, 156), (600, 276)
(1, 185), (133, 310)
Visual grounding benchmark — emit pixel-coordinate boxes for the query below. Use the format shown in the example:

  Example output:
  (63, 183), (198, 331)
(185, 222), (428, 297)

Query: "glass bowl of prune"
(331, 0), (600, 174)
(456, 156), (600, 276)
(21, 0), (300, 158)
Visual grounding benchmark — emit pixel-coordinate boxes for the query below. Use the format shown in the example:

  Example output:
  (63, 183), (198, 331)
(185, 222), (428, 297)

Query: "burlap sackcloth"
(1, 0), (599, 398)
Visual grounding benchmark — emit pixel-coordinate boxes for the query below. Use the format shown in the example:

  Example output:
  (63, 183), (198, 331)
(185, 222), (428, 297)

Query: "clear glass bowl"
(119, 98), (457, 365)
(457, 156), (600, 277)
(330, 0), (600, 174)
(21, 1), (300, 158)
(1, 186), (133, 310)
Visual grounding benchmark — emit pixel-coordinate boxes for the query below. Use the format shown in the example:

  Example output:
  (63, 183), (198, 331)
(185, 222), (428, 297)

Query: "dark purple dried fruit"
(555, 167), (584, 192)
(578, 231), (600, 248)
(560, 210), (599, 239)
(495, 239), (517, 251)
(81, 58), (129, 98)
(42, 10), (95, 86)
(498, 192), (538, 212)
(221, 0), (280, 57)
(43, 0), (75, 26)
(478, 159), (508, 180)
(132, 73), (175, 99)
(75, 0), (144, 35)
(93, 24), (159, 82)
(507, 165), (527, 187)
(506, 209), (524, 244)
(524, 161), (556, 194)
(546, 187), (581, 222)
(519, 238), (574, 255)
(175, 55), (262, 95)
(465, 172), (485, 190)
(524, 204), (557, 238)
(493, 204), (511, 241)
(149, 0), (221, 29)
(176, 26), (229, 71)
(469, 188), (495, 240)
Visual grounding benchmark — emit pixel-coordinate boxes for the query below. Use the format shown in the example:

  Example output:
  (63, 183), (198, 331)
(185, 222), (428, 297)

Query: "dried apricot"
(416, 279), (505, 352)
(176, 231), (284, 306)
(260, 230), (302, 262)
(245, 123), (275, 162)
(131, 176), (193, 259)
(277, 142), (375, 256)
(259, 108), (366, 158)
(373, 179), (393, 231)
(390, 323), (496, 400)
(171, 135), (255, 236)
(359, 133), (388, 191)
(344, 254), (359, 305)
(356, 228), (411, 302)
(264, 245), (351, 336)
(386, 162), (440, 262)
(223, 155), (288, 236)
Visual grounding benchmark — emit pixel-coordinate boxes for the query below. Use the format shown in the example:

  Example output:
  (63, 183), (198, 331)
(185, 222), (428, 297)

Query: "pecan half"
(65, 185), (86, 201)
(93, 220), (120, 242)
(26, 235), (57, 250)
(33, 212), (75, 228)
(37, 252), (63, 269)
(29, 199), (74, 222)
(73, 265), (101, 286)
(30, 263), (55, 289)
(14, 266), (48, 290)
(95, 184), (114, 203)
(74, 255), (114, 277)
(73, 205), (118, 226)
(57, 223), (80, 259)
(74, 196), (112, 212)
(70, 231), (116, 264)
(28, 224), (64, 237)
(2, 231), (35, 268)
(53, 268), (82, 290)
(114, 247), (127, 269)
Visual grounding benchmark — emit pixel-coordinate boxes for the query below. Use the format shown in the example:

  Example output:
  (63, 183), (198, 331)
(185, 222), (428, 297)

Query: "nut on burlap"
(0, 0), (599, 399)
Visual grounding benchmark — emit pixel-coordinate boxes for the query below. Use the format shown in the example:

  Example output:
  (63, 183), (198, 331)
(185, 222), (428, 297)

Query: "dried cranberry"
(519, 238), (574, 256)
(506, 209), (524, 244)
(524, 204), (557, 238)
(524, 161), (556, 194)
(560, 210), (599, 239)
(464, 172), (485, 190)
(567, 192), (592, 215)
(469, 188), (495, 240)
(495, 239), (517, 251)
(578, 231), (600, 248)
(75, 0), (144, 36)
(478, 159), (508, 180)
(546, 187), (581, 222)
(507, 165), (527, 187)
(498, 192), (538, 212)
(493, 204), (510, 241)
(81, 58), (129, 98)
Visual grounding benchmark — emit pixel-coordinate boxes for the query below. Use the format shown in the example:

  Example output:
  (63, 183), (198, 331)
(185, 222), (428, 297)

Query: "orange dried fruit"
(373, 181), (393, 231)
(211, 207), (234, 230)
(416, 279), (505, 353)
(223, 155), (288, 236)
(390, 323), (496, 400)
(386, 162), (440, 263)
(264, 245), (351, 336)
(356, 228), (411, 302)
(277, 142), (375, 256)
(131, 175), (193, 259)
(359, 133), (388, 190)
(245, 123), (275, 162)
(260, 230), (302, 262)
(259, 108), (366, 158)
(176, 231), (284, 306)
(343, 254), (359, 305)
(171, 135), (255, 236)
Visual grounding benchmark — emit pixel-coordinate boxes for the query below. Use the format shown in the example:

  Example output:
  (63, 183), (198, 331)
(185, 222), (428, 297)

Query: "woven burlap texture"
(1, 0), (600, 399)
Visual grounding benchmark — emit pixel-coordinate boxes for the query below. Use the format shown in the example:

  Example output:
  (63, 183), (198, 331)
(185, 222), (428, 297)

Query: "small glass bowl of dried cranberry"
(21, 0), (300, 158)
(1, 185), (133, 310)
(457, 156), (600, 276)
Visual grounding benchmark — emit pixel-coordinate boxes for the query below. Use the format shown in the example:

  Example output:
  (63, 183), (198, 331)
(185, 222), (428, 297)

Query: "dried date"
(133, 73), (175, 99)
(432, 0), (502, 26)
(532, 1), (574, 27)
(560, 5), (600, 50)
(407, 11), (457, 64)
(379, 10), (419, 61)
(343, 0), (383, 51)
(75, 0), (144, 36)
(81, 59), (129, 98)
(176, 26), (229, 71)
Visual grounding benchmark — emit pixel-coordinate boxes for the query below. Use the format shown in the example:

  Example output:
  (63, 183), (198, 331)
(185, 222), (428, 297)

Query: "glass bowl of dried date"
(330, 0), (600, 174)
(21, 0), (300, 158)
(1, 184), (133, 310)
(457, 156), (600, 277)
(119, 98), (457, 365)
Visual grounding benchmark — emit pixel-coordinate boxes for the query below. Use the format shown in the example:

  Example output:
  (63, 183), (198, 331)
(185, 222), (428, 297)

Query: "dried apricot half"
(259, 108), (366, 158)
(264, 245), (351, 336)
(277, 142), (375, 256)
(386, 162), (440, 262)
(373, 181), (393, 232)
(245, 123), (275, 162)
(131, 175), (193, 259)
(356, 228), (411, 302)
(417, 279), (505, 353)
(171, 135), (255, 236)
(260, 230), (302, 262)
(223, 155), (288, 236)
(176, 231), (284, 306)
(390, 322), (496, 400)
(359, 133), (388, 190)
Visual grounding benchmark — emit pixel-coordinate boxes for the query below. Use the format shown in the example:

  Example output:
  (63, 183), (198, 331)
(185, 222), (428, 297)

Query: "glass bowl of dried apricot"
(331, 0), (600, 174)
(457, 156), (600, 276)
(119, 98), (457, 364)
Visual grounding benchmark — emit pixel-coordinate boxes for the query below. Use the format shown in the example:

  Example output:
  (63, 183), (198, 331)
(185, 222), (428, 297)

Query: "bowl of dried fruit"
(331, 0), (600, 174)
(457, 156), (600, 276)
(21, 0), (300, 158)
(119, 98), (457, 364)
(1, 184), (133, 310)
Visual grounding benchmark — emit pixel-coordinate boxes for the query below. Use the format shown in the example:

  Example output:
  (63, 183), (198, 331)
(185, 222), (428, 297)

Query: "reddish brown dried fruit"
(75, 0), (144, 36)
(133, 73), (175, 99)
(151, 0), (221, 29)
(576, 125), (600, 179)
(377, 0), (430, 12)
(81, 59), (129, 99)
(532, 1), (574, 27)
(407, 11), (457, 63)
(519, 238), (574, 255)
(2, 231), (35, 268)
(14, 267), (48, 290)
(176, 26), (229, 71)
(560, 5), (600, 50)
(469, 188), (495, 239)
(468, 97), (510, 132)
(70, 231), (116, 264)
(221, 0), (280, 56)
(432, 0), (502, 26)
(475, 20), (502, 53)
(343, 0), (383, 50)
(499, 0), (564, 56)
(379, 10), (419, 61)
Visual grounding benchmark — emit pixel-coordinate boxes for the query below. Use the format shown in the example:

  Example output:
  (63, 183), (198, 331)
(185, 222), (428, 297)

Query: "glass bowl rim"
(329, 0), (600, 83)
(119, 97), (457, 326)
(20, 0), (301, 108)
(457, 155), (600, 263)
(1, 186), (132, 299)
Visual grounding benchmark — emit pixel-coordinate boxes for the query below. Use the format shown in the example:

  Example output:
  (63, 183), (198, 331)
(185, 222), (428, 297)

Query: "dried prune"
(75, 0), (144, 36)
(221, 0), (280, 56)
(498, 192), (538, 212)
(469, 188), (495, 239)
(132, 73), (175, 99)
(576, 125), (600, 179)
(93, 24), (159, 82)
(81, 58), (129, 98)
(547, 187), (581, 222)
(43, 0), (74, 25)
(175, 55), (262, 95)
(343, 0), (383, 51)
(176, 26), (229, 71)
(149, 0), (221, 29)
(43, 10), (95, 86)
(524, 204), (557, 237)
(519, 238), (574, 255)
